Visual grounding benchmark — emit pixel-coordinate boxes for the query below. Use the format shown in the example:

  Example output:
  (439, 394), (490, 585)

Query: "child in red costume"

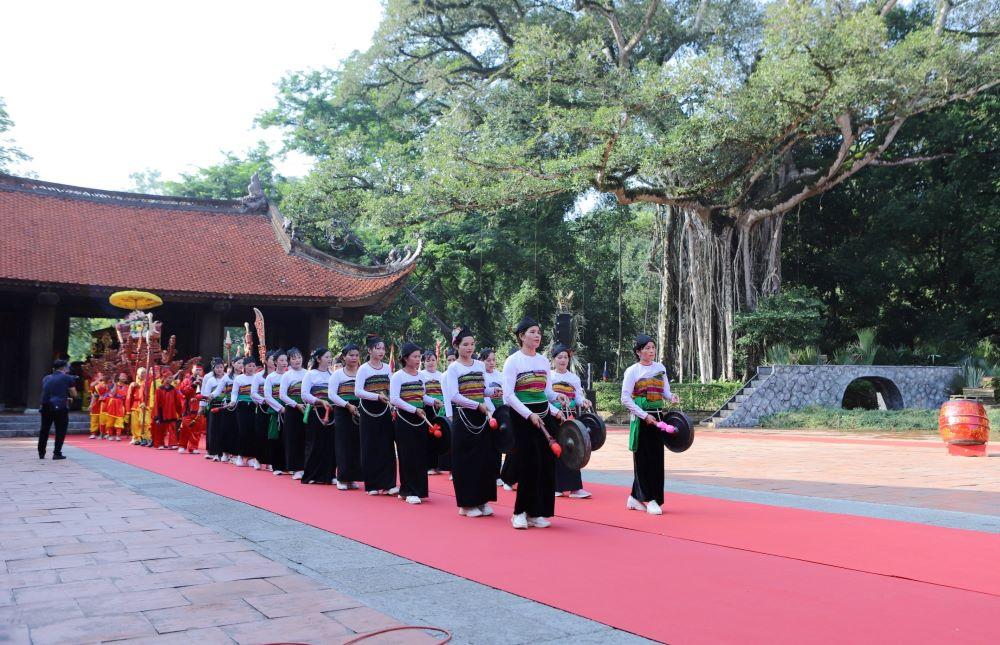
(152, 368), (184, 449)
(178, 365), (206, 454)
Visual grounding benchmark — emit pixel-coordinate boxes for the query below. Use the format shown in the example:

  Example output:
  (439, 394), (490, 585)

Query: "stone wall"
(717, 365), (961, 428)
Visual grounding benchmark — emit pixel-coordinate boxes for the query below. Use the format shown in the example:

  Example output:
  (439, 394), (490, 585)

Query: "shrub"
(760, 405), (1000, 435)
(593, 380), (742, 415)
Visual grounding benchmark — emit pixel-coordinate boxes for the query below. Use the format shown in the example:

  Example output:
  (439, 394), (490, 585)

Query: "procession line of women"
(150, 318), (678, 529)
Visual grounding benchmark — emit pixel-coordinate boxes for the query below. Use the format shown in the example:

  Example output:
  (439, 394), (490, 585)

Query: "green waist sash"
(629, 396), (663, 452)
(266, 407), (280, 440)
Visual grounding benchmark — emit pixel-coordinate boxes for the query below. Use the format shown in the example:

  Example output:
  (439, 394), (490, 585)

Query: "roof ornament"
(241, 171), (269, 211)
(384, 239), (422, 267)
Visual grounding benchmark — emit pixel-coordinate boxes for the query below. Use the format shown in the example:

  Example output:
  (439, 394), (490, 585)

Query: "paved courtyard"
(587, 428), (999, 526)
(2, 427), (997, 643)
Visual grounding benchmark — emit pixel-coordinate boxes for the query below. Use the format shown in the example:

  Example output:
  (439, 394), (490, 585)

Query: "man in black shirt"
(39, 360), (77, 460)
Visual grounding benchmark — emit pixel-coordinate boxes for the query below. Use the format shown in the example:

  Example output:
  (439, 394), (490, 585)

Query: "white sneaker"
(204, 453), (213, 459)
(234, 456), (246, 467)
(249, 458), (260, 470)
(406, 496), (422, 504)
(528, 516), (551, 528)
(349, 483), (360, 490)
(479, 504), (494, 516)
(332, 478), (339, 486)
(388, 486), (400, 495)
(496, 478), (504, 486)
(191, 450), (200, 455)
(503, 484), (514, 492)
(337, 482), (349, 490)
(427, 469), (437, 475)
(646, 501), (663, 515)
(464, 507), (483, 518)
(449, 475), (454, 481)
(221, 455), (230, 463)
(511, 512), (528, 529)
(178, 448), (187, 454)
(569, 489), (592, 499)
(89, 434), (97, 440)
(157, 446), (165, 450)
(554, 492), (563, 497)
(273, 470), (284, 476)
(292, 471), (304, 480)
(367, 490), (380, 496)
(626, 496), (646, 511)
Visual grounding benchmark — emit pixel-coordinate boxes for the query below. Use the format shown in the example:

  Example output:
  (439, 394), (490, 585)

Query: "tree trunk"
(656, 209), (781, 382)
(652, 205), (678, 375)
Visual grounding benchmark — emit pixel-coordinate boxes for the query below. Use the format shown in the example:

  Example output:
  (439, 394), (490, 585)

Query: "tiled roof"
(0, 175), (416, 306)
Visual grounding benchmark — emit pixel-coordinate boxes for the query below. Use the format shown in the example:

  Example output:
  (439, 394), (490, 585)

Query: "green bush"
(593, 380), (742, 415)
(760, 405), (1000, 435)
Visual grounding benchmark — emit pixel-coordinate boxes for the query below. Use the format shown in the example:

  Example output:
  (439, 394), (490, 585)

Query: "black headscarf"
(451, 326), (473, 347)
(365, 334), (384, 350)
(550, 343), (572, 359)
(514, 316), (539, 338)
(633, 334), (655, 358)
(341, 342), (361, 357)
(400, 341), (422, 362)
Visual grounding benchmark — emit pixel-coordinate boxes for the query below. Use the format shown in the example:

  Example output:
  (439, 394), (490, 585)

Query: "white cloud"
(1, 0), (382, 190)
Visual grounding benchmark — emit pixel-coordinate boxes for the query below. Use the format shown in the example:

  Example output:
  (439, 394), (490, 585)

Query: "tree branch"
(869, 153), (952, 166)
(621, 0), (661, 67)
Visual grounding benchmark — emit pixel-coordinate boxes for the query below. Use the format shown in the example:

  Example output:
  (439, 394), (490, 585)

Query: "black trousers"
(512, 402), (556, 517)
(359, 400), (396, 492)
(632, 411), (665, 505)
(38, 405), (68, 457)
(283, 405), (306, 472)
(395, 410), (429, 498)
(235, 402), (256, 458)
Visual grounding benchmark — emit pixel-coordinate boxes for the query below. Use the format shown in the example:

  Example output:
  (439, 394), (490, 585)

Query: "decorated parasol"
(109, 290), (163, 311)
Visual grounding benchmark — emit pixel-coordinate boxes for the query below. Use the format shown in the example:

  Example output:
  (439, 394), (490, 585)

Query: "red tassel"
(488, 417), (498, 430)
(550, 441), (562, 457)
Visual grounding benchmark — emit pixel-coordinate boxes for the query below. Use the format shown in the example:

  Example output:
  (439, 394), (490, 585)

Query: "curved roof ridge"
(0, 173), (262, 213)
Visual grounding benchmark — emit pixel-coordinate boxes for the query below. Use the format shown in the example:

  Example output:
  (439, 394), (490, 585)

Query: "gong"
(661, 411), (695, 453)
(557, 418), (592, 470)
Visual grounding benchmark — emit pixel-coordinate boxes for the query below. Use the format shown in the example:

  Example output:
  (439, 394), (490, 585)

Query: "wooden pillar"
(26, 293), (59, 410)
(307, 310), (330, 353)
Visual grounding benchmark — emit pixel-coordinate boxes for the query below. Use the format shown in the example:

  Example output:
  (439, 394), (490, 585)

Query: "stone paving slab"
(1, 438), (648, 644)
(0, 441), (451, 644)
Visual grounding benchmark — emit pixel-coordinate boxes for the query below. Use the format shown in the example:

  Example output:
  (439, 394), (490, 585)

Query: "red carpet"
(69, 438), (1000, 644)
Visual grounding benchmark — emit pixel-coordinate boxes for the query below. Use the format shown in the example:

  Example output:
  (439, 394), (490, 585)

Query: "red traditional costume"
(89, 378), (108, 437)
(178, 373), (206, 452)
(101, 380), (128, 439)
(153, 374), (184, 449)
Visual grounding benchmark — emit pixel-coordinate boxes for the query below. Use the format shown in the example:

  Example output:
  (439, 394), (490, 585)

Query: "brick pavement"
(588, 429), (1000, 516)
(0, 442), (439, 645)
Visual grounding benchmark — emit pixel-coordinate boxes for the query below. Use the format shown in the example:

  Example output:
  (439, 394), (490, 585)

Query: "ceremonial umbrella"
(109, 290), (162, 311)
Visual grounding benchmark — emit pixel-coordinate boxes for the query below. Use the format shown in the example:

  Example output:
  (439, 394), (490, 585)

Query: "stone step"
(718, 409), (732, 419)
(735, 394), (748, 403)
(757, 366), (773, 376)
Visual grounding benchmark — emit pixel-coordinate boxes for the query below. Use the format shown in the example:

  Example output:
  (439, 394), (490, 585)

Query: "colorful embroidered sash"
(456, 372), (486, 402)
(514, 370), (548, 404)
(399, 380), (425, 406)
(336, 379), (358, 402)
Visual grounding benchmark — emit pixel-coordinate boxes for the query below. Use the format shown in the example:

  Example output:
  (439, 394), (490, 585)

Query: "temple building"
(0, 173), (419, 409)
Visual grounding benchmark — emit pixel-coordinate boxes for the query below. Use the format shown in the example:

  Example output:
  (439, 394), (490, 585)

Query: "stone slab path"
(0, 439), (649, 645)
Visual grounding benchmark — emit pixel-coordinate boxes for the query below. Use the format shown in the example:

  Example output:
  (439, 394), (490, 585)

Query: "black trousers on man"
(38, 405), (68, 458)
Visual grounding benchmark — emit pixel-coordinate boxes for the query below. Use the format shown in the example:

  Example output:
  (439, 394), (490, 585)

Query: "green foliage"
(130, 142), (287, 202)
(67, 318), (118, 363)
(593, 380), (742, 416)
(0, 97), (29, 172)
(736, 287), (826, 357)
(761, 405), (1000, 436)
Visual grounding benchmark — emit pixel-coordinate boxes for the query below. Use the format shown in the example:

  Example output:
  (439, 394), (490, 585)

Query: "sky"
(1, 0), (383, 191)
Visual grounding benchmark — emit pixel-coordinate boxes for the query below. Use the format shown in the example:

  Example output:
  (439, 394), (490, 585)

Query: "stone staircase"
(701, 366), (773, 428)
(0, 412), (91, 438)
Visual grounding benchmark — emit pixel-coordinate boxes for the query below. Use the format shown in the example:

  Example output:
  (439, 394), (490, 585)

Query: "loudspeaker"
(554, 312), (573, 347)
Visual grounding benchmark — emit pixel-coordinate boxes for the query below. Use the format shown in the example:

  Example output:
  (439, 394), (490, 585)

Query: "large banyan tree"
(274, 0), (997, 381)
